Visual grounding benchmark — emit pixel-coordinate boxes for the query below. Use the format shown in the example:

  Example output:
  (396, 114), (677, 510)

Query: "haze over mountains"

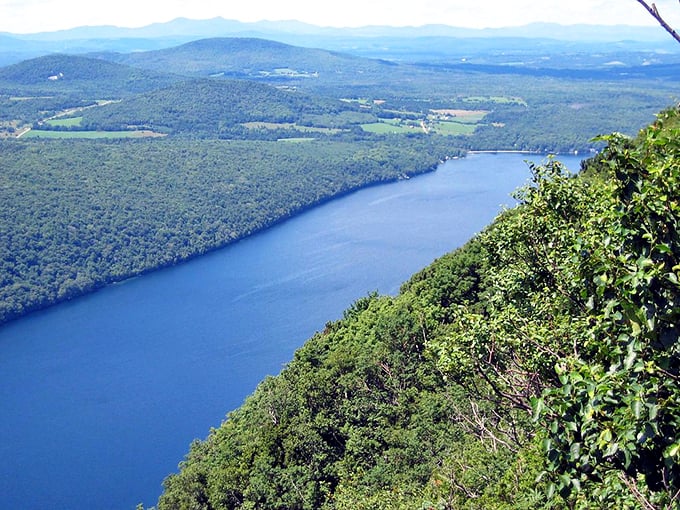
(1, 16), (679, 67)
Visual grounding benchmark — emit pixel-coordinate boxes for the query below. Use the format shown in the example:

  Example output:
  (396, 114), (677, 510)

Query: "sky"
(1, 0), (679, 34)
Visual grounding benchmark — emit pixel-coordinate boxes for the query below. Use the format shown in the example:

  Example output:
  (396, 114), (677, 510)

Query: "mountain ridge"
(2, 18), (673, 42)
(1, 17), (678, 68)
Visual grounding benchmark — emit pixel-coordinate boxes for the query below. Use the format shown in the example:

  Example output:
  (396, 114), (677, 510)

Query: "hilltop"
(0, 53), (180, 97)
(98, 37), (394, 80)
(75, 78), (370, 137)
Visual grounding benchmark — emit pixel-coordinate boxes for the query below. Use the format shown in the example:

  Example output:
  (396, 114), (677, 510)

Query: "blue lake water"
(0, 152), (583, 509)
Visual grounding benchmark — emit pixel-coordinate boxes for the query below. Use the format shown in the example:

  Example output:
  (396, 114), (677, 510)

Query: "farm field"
(45, 116), (83, 127)
(361, 119), (422, 134)
(21, 129), (165, 138)
(241, 121), (343, 134)
(362, 108), (488, 135)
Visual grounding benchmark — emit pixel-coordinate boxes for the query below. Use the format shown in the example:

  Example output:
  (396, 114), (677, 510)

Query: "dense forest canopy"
(0, 136), (456, 324)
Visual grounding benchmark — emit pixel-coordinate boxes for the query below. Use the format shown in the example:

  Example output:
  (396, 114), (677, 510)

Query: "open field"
(430, 121), (478, 135)
(361, 119), (423, 134)
(241, 121), (343, 134)
(429, 109), (488, 123)
(22, 129), (165, 139)
(363, 109), (486, 135)
(45, 116), (83, 127)
(276, 137), (315, 142)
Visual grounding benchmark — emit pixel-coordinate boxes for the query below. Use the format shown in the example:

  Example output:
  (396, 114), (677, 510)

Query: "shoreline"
(0, 157), (449, 328)
(468, 149), (589, 156)
(1, 148), (589, 327)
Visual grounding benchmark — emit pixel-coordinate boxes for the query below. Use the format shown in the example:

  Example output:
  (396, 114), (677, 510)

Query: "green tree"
(430, 108), (680, 508)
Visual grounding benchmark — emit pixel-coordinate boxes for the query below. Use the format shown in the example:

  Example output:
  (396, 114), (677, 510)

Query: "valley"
(0, 18), (679, 510)
(5, 35), (677, 325)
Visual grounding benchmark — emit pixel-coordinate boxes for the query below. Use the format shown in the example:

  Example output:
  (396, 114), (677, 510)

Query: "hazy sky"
(1, 0), (679, 34)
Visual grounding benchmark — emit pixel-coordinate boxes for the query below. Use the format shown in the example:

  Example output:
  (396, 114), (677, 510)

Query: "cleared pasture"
(22, 129), (165, 139)
(431, 121), (478, 135)
(429, 109), (488, 123)
(242, 121), (342, 134)
(45, 116), (83, 127)
(361, 120), (420, 134)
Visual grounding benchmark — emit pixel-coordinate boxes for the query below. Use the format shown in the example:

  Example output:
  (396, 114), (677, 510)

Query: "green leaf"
(604, 442), (619, 457)
(624, 343), (637, 370)
(565, 420), (578, 432)
(632, 398), (642, 419)
(546, 482), (556, 500)
(558, 472), (571, 488)
(666, 442), (680, 459)
(648, 404), (658, 420)
(586, 295), (595, 310)
(530, 396), (545, 422)
(623, 447), (632, 469)
(542, 438), (552, 452)
(630, 320), (641, 337)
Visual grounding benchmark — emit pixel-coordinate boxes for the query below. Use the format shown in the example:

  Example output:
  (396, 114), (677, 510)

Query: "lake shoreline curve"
(2, 147), (588, 327)
(1, 157), (451, 327)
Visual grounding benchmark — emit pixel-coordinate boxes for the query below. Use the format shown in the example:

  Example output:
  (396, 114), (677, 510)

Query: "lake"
(0, 152), (583, 509)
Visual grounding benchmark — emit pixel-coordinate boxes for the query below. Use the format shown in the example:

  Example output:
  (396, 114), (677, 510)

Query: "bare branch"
(619, 472), (658, 510)
(635, 0), (680, 44)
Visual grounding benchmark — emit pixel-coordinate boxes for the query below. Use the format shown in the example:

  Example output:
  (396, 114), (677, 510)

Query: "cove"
(0, 152), (583, 509)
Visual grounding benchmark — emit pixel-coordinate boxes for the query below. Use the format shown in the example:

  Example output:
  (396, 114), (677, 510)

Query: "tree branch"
(635, 0), (680, 44)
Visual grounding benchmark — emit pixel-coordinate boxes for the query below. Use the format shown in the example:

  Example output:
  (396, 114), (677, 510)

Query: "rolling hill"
(76, 77), (372, 136)
(0, 53), (181, 97)
(97, 37), (399, 82)
(2, 37), (677, 151)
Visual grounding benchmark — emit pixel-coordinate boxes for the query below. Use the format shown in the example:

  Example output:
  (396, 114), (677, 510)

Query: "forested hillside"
(0, 47), (468, 324)
(0, 136), (456, 324)
(100, 37), (390, 80)
(158, 108), (679, 509)
(0, 54), (180, 97)
(75, 79), (368, 137)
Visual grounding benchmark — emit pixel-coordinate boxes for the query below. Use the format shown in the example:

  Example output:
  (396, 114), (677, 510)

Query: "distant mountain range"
(1, 17), (678, 67)
(3, 17), (675, 42)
